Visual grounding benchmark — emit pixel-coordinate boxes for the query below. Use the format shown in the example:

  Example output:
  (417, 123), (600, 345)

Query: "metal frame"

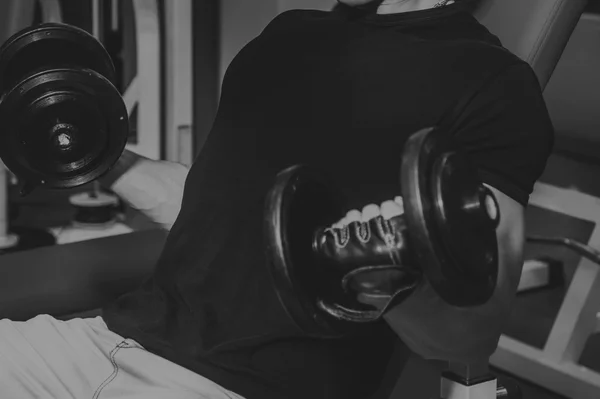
(0, 0), (56, 249)
(440, 375), (497, 399)
(491, 182), (600, 399)
(163, 0), (193, 165)
(518, 259), (552, 292)
(93, 0), (193, 163)
(121, 0), (162, 159)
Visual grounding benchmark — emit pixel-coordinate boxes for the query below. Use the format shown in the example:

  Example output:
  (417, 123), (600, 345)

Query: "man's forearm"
(372, 185), (527, 365)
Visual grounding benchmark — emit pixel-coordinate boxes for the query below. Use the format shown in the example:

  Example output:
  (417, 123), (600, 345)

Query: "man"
(0, 0), (553, 398)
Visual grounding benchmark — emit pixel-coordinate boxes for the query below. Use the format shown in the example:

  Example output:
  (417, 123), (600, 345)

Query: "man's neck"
(376, 0), (453, 14)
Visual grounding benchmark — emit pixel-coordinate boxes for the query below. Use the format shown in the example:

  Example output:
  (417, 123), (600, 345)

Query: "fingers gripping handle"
(313, 215), (410, 269)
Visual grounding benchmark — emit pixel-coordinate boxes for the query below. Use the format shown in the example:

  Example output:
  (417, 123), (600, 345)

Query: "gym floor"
(390, 148), (600, 399)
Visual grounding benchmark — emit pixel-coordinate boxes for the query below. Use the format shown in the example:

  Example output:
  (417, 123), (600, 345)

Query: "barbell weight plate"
(264, 164), (373, 337)
(400, 127), (498, 307)
(0, 23), (116, 95)
(0, 68), (128, 189)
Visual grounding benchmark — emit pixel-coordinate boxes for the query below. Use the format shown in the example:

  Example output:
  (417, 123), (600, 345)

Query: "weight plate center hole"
(50, 122), (78, 152)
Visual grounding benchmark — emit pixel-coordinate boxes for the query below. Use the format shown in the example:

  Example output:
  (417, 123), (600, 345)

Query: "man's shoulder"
(431, 33), (532, 88)
(440, 14), (533, 82)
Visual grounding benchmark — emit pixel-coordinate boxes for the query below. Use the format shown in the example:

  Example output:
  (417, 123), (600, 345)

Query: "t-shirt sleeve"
(452, 62), (555, 207)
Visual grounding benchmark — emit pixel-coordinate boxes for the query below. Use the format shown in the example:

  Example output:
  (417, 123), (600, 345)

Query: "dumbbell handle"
(312, 213), (421, 298)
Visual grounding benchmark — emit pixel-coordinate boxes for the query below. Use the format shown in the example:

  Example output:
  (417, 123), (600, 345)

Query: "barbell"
(264, 127), (501, 337)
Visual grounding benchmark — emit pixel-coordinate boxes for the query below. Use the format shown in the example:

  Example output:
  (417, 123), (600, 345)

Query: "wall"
(219, 0), (335, 83)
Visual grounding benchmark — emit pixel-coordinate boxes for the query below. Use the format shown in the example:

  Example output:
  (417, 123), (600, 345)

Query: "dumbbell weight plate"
(400, 127), (498, 307)
(264, 165), (375, 337)
(0, 23), (116, 94)
(0, 68), (128, 190)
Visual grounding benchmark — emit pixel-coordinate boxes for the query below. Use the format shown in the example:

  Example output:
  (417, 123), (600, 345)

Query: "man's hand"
(344, 186), (525, 365)
(331, 197), (413, 299)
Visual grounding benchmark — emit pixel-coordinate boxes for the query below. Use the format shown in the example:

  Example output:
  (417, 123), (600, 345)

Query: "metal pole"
(90, 0), (104, 197)
(39, 0), (62, 23)
(527, 235), (600, 266)
(111, 0), (119, 31)
(92, 0), (101, 39)
(0, 0), (35, 250)
(164, 0), (193, 164)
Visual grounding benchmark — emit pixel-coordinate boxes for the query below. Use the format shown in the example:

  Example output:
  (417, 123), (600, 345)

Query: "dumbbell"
(0, 23), (129, 194)
(264, 127), (501, 337)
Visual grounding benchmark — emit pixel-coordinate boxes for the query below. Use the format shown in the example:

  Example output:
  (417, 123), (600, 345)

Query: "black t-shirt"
(102, 4), (554, 399)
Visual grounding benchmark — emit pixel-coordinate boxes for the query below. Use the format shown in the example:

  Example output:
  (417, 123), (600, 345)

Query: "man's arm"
(355, 186), (525, 364)
(375, 62), (554, 364)
(368, 187), (526, 365)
